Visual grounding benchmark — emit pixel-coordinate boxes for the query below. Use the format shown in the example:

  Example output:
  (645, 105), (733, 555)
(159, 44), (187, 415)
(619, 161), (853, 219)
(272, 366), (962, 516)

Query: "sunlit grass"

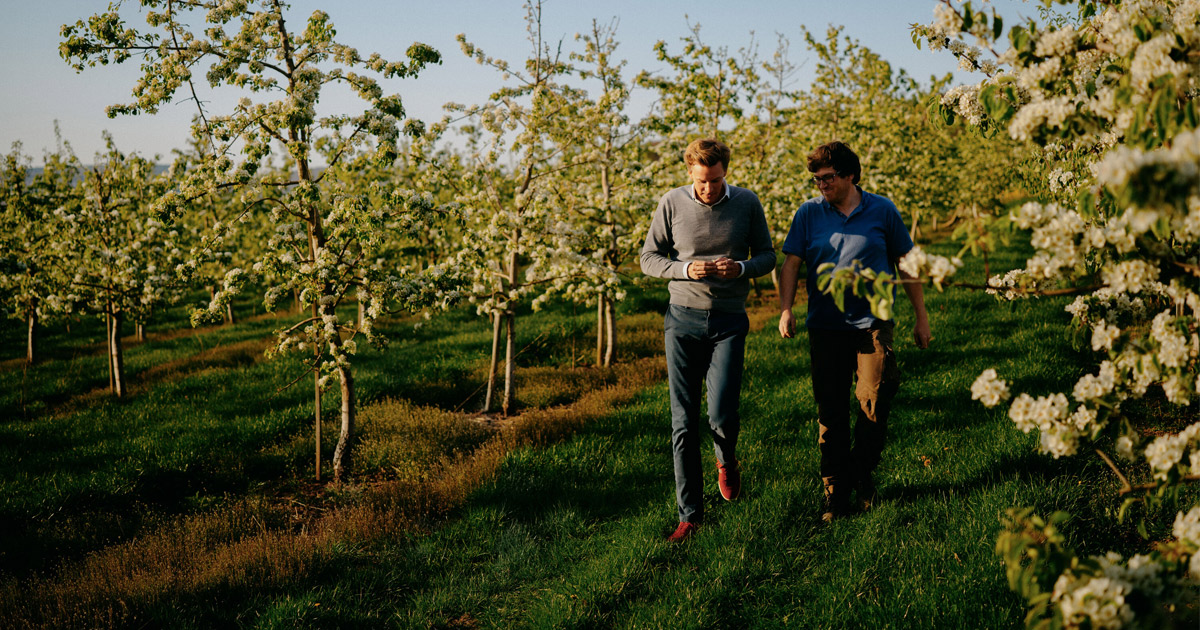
(2, 246), (1195, 628)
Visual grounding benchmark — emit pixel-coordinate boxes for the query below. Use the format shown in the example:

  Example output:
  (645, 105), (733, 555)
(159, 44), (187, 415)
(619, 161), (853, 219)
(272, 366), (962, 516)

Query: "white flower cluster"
(925, 0), (1200, 622)
(986, 268), (1040, 300)
(940, 84), (986, 125)
(1052, 573), (1134, 630)
(1174, 505), (1200, 548)
(1091, 321), (1122, 352)
(971, 368), (1010, 407)
(1065, 286), (1158, 327)
(1073, 361), (1119, 403)
(1046, 506), (1200, 628)
(1008, 392), (1088, 457)
(898, 246), (962, 289)
(1144, 421), (1200, 481)
(1047, 167), (1077, 195)
(929, 3), (963, 44)
(1034, 26), (1078, 59)
(1096, 128), (1200, 196)
(1175, 505), (1200, 578)
(930, 0), (1200, 148)
(1101, 260), (1160, 295)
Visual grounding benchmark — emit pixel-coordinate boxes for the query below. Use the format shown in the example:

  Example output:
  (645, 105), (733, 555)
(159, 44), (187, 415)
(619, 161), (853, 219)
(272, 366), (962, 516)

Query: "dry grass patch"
(0, 352), (668, 628)
(356, 398), (495, 481)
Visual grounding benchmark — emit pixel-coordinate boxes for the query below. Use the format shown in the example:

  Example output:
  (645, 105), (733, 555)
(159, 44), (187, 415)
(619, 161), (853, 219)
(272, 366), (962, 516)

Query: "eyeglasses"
(811, 173), (842, 185)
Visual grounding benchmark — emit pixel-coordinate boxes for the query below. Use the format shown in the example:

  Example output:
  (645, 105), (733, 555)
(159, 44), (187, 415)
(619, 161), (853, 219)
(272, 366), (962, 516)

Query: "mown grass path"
(344, 272), (1107, 630)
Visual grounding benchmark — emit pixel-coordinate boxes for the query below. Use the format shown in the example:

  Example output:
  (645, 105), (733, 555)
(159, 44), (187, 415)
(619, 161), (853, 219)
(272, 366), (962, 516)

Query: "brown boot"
(821, 483), (850, 523)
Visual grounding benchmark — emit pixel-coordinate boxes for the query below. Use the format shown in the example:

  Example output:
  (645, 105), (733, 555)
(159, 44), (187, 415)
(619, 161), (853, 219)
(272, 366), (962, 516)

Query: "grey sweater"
(640, 183), (776, 313)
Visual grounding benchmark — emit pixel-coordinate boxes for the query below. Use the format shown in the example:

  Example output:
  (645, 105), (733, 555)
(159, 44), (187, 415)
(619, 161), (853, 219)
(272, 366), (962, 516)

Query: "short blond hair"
(684, 138), (731, 170)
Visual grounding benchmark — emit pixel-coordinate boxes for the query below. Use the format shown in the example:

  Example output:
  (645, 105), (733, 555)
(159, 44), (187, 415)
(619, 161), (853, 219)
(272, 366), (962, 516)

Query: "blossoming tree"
(60, 0), (452, 481)
(540, 18), (656, 367)
(47, 137), (182, 397)
(444, 0), (606, 413)
(900, 1), (1200, 627)
(0, 141), (79, 365)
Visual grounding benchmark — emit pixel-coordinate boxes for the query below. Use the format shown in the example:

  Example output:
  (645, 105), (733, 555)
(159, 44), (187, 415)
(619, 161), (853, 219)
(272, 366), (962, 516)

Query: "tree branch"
(1095, 448), (1132, 493)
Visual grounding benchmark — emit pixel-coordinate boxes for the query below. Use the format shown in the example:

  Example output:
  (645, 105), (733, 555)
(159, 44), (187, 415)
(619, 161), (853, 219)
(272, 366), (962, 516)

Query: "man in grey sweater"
(640, 138), (776, 542)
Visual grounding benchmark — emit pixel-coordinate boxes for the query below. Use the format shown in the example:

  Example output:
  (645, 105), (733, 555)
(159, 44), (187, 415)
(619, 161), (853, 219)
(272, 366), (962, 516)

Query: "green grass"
(236, 246), (1105, 629)
(1, 244), (1194, 628)
(0, 288), (655, 582)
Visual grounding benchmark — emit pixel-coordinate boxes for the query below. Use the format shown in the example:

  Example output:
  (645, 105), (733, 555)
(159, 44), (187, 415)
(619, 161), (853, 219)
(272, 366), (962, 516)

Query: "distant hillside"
(23, 164), (171, 183)
(23, 164), (320, 182)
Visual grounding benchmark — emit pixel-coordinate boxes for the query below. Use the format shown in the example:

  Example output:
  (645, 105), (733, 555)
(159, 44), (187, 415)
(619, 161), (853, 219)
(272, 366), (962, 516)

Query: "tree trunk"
(106, 311), (115, 392)
(483, 311), (502, 413)
(502, 311), (516, 416)
(109, 311), (126, 398)
(225, 301), (235, 325)
(501, 246), (519, 416)
(26, 308), (36, 365)
(603, 298), (616, 367)
(770, 267), (781, 293)
(596, 297), (605, 367)
(332, 365), (355, 483)
(136, 323), (146, 342)
(313, 302), (322, 481)
(314, 366), (322, 482)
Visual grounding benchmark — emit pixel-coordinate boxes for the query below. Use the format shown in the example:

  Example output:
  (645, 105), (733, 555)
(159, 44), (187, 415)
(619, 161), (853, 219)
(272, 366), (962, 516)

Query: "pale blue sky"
(0, 1), (1044, 162)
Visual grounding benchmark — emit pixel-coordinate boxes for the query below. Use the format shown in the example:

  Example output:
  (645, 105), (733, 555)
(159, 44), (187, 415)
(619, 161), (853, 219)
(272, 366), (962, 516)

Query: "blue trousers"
(664, 304), (749, 523)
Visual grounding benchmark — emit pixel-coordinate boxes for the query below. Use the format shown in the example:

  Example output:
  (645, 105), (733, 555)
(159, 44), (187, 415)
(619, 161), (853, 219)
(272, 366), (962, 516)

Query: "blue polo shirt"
(781, 189), (913, 330)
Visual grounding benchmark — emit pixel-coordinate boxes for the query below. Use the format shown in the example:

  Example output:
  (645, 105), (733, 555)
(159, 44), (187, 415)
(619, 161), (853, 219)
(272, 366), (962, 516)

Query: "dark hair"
(807, 141), (861, 185)
(684, 138), (731, 170)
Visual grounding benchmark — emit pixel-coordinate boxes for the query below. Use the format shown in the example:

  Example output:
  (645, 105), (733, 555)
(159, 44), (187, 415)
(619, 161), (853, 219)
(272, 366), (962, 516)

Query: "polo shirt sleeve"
(884, 200), (914, 263)
(781, 205), (808, 258)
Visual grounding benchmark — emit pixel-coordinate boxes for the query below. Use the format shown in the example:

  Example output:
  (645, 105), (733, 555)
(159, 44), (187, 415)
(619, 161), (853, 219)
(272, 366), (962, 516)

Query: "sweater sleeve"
(639, 200), (691, 280)
(741, 195), (776, 279)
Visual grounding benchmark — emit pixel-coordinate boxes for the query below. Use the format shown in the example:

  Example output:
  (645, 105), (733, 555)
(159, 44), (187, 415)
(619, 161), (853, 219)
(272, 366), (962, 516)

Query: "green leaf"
(1010, 26), (1030, 54)
(992, 12), (1003, 40)
(1133, 23), (1148, 43)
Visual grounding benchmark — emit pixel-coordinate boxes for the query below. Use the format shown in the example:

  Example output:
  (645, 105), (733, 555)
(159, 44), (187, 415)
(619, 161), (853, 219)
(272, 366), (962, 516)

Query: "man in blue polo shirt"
(777, 141), (931, 522)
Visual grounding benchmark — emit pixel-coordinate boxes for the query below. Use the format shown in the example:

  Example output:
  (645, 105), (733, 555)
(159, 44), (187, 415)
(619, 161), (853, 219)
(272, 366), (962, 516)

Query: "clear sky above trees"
(1, 0), (1047, 162)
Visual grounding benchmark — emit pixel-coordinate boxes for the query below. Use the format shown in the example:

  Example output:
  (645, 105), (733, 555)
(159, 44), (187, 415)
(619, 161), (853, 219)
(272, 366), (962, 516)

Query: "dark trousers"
(808, 323), (900, 492)
(665, 304), (749, 523)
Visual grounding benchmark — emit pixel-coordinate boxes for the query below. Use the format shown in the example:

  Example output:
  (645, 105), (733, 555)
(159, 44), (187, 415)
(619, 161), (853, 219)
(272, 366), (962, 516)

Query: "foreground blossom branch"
(916, 1), (1200, 626)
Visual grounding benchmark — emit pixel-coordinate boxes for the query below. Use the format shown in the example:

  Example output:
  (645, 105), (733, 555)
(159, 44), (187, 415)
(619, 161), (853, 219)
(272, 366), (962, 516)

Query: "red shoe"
(717, 459), (741, 501)
(666, 521), (700, 542)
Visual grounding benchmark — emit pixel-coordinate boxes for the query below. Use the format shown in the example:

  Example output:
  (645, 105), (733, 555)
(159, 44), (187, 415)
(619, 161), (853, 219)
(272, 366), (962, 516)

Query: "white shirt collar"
(688, 181), (731, 207)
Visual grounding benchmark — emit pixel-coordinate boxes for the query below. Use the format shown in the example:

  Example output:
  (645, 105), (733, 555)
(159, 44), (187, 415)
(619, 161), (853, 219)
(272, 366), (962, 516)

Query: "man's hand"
(779, 309), (796, 339)
(688, 257), (741, 280)
(913, 317), (932, 349)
